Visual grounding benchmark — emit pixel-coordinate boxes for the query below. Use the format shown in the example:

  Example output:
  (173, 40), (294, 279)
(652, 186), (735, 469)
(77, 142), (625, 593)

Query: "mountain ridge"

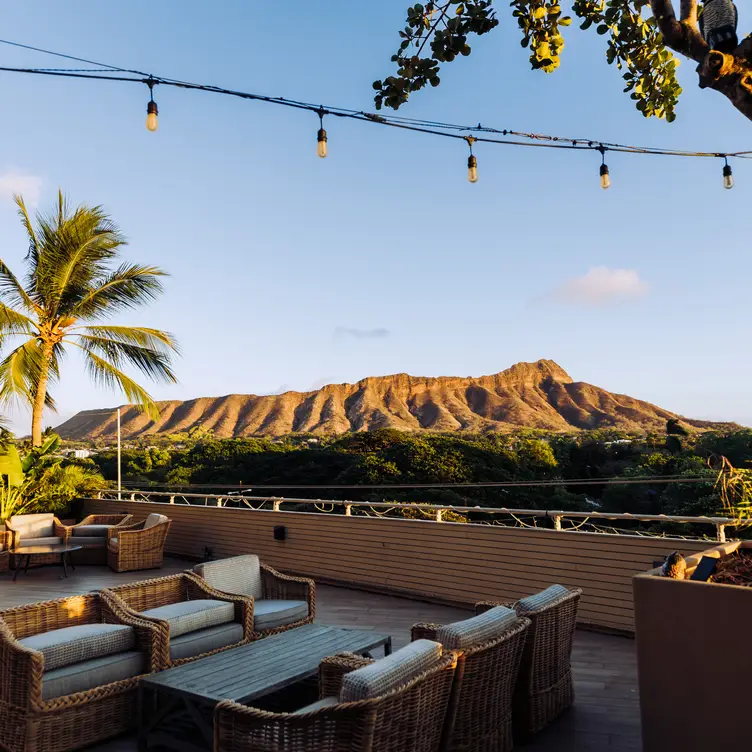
(54, 359), (732, 440)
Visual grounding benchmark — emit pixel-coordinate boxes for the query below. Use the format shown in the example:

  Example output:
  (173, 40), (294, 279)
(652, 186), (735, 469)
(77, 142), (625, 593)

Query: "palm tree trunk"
(31, 343), (52, 447)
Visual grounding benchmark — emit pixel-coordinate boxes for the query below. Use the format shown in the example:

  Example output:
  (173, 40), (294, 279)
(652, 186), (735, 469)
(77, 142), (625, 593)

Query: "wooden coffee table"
(10, 543), (82, 582)
(138, 623), (392, 751)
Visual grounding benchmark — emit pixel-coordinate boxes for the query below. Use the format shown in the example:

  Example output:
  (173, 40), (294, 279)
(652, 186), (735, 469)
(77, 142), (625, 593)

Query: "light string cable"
(1, 38), (750, 187)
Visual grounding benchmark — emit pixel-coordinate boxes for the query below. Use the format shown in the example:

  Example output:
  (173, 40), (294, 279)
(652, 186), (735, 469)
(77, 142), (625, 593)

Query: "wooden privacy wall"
(83, 498), (710, 633)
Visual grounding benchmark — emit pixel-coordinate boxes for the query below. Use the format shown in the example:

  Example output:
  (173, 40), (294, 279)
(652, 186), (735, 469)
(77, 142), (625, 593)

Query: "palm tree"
(0, 191), (178, 446)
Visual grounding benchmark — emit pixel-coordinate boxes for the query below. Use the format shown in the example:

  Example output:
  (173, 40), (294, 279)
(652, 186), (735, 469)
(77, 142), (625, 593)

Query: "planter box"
(633, 540), (752, 752)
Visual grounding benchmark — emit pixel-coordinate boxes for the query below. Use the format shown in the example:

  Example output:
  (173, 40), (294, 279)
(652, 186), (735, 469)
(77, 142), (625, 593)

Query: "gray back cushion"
(436, 606), (518, 650)
(10, 513), (55, 539)
(340, 639), (442, 702)
(515, 584), (571, 615)
(193, 555), (263, 600)
(143, 513), (168, 530)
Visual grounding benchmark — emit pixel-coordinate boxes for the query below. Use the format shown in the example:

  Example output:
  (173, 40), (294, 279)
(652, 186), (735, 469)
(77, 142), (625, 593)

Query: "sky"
(0, 1), (750, 435)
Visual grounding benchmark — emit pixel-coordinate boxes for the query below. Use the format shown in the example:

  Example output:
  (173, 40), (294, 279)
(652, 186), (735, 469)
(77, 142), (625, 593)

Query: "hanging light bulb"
(146, 79), (158, 132)
(317, 109), (328, 158)
(466, 137), (478, 183)
(599, 145), (611, 190)
(723, 157), (734, 189)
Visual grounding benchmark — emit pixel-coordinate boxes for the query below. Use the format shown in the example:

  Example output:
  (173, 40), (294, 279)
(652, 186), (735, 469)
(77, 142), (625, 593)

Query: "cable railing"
(92, 489), (736, 542)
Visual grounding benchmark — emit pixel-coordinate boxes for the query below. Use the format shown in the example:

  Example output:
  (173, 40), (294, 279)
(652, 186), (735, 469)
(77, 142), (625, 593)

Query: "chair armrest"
(0, 617), (45, 710)
(318, 653), (374, 699)
(99, 591), (170, 673)
(411, 623), (442, 641)
(107, 521), (145, 541)
(53, 518), (71, 543)
(475, 600), (515, 615)
(184, 572), (254, 642)
(261, 564), (316, 620)
(4, 521), (19, 549)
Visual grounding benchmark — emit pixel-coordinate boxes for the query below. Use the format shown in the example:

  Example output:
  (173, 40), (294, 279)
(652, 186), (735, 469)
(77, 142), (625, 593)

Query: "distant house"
(73, 449), (92, 459)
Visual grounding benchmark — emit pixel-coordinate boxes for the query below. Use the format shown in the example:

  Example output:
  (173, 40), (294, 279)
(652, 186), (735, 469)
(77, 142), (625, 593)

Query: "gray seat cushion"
(71, 536), (106, 546)
(193, 555), (263, 600)
(42, 651), (144, 700)
(72, 525), (114, 537)
(340, 640), (443, 702)
(515, 585), (571, 615)
(253, 600), (308, 631)
(17, 536), (62, 547)
(142, 599), (235, 637)
(9, 513), (55, 539)
(19, 623), (135, 671)
(436, 606), (519, 650)
(169, 622), (244, 661)
(293, 696), (339, 714)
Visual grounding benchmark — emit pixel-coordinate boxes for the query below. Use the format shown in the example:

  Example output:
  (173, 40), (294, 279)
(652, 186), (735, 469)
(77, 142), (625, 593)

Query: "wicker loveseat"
(190, 554), (315, 638)
(5, 513), (68, 569)
(61, 514), (134, 564)
(478, 584), (582, 740)
(0, 591), (162, 752)
(214, 640), (459, 752)
(102, 572), (254, 668)
(411, 605), (531, 752)
(106, 512), (171, 572)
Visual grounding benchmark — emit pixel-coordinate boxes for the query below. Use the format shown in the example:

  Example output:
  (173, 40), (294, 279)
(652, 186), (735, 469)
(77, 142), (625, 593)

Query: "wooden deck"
(0, 557), (642, 751)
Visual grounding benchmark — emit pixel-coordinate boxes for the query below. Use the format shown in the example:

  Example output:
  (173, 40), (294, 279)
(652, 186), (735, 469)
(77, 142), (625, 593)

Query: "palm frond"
(68, 263), (167, 320)
(76, 333), (177, 384)
(77, 325), (179, 353)
(14, 195), (41, 278)
(0, 256), (36, 314)
(0, 338), (45, 406)
(0, 304), (36, 336)
(80, 348), (161, 420)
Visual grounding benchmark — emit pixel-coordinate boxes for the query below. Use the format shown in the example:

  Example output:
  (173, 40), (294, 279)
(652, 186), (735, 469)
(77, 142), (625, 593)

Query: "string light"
(0, 39), (749, 189)
(598, 145), (611, 190)
(145, 78), (158, 132)
(723, 157), (734, 189)
(466, 137), (478, 183)
(317, 108), (328, 158)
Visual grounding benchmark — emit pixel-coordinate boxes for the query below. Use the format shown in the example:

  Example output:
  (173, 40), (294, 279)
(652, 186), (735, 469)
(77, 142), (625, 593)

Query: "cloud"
(334, 327), (390, 339)
(0, 170), (43, 208)
(543, 267), (648, 307)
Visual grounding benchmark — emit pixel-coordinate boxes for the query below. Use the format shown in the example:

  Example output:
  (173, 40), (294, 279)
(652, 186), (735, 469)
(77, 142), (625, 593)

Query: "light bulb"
(146, 100), (158, 132)
(467, 155), (478, 183)
(723, 164), (734, 189)
(317, 128), (328, 158)
(599, 163), (611, 190)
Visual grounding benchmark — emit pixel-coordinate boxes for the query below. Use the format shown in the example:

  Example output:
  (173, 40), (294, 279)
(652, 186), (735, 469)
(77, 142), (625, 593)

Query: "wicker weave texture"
(0, 592), (162, 752)
(214, 650), (459, 752)
(106, 518), (171, 572)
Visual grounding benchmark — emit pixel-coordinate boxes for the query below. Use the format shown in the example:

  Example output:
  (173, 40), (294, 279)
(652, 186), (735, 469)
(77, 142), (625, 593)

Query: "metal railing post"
(717, 523), (727, 543)
(435, 509), (444, 522)
(345, 504), (352, 516)
(552, 515), (563, 531)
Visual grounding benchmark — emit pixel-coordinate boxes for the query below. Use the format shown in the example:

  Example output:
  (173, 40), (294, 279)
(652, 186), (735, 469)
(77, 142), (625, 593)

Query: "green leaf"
(597, 24), (609, 35)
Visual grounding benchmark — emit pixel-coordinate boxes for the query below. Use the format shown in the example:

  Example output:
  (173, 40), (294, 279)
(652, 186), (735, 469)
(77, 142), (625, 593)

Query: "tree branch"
(651, 0), (752, 122)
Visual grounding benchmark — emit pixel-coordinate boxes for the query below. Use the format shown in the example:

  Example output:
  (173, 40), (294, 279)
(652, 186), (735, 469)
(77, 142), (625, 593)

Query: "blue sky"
(0, 1), (749, 434)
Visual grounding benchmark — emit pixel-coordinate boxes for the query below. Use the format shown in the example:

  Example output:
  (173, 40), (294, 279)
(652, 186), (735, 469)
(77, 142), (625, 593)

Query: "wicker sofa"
(62, 513), (134, 564)
(190, 554), (315, 638)
(102, 572), (254, 668)
(478, 584), (582, 740)
(106, 512), (171, 572)
(411, 605), (531, 752)
(214, 640), (460, 752)
(0, 591), (162, 752)
(5, 513), (68, 569)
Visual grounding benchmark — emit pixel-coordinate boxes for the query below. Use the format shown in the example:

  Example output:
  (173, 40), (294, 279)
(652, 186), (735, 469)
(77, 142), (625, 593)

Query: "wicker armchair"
(0, 592), (162, 752)
(411, 611), (530, 752)
(106, 512), (171, 572)
(5, 513), (69, 569)
(477, 585), (582, 740)
(60, 514), (134, 565)
(214, 649), (460, 752)
(102, 572), (254, 668)
(190, 554), (315, 639)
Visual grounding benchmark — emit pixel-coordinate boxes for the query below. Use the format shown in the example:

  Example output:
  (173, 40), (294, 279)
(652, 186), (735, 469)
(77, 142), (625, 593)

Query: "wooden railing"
(83, 495), (720, 634)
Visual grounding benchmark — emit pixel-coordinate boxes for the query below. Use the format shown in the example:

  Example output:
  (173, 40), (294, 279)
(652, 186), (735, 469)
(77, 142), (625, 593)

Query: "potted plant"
(633, 459), (752, 752)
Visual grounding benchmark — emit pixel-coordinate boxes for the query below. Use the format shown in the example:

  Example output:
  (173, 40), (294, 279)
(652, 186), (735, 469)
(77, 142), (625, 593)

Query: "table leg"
(68, 550), (76, 571)
(138, 683), (147, 752)
(23, 555), (30, 575)
(384, 636), (393, 656)
(60, 552), (68, 578)
(12, 555), (23, 582)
